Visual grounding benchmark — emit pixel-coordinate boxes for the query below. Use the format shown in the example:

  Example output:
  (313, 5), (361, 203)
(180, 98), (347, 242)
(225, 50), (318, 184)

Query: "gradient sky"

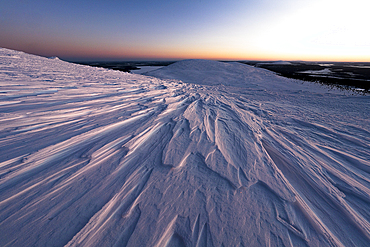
(1, 0), (369, 61)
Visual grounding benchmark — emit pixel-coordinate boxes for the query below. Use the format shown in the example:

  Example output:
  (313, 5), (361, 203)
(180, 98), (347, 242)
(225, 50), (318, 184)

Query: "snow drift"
(0, 48), (370, 246)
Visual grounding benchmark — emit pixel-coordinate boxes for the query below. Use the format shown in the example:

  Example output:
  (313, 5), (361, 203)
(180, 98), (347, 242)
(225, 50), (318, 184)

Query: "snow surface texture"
(0, 49), (370, 247)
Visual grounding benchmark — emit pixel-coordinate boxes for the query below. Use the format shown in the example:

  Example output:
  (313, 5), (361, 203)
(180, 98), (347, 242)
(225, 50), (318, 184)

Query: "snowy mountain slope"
(0, 48), (370, 246)
(145, 59), (332, 93)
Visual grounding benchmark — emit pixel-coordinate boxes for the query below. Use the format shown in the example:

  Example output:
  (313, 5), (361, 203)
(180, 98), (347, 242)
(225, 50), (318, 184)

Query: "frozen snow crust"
(1, 48), (370, 246)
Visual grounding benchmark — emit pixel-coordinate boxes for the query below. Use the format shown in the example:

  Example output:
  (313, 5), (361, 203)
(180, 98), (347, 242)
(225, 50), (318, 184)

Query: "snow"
(1, 48), (370, 246)
(349, 65), (370, 69)
(145, 59), (329, 93)
(48, 56), (61, 60)
(319, 63), (334, 67)
(257, 61), (292, 65)
(298, 68), (333, 75)
(131, 66), (164, 74)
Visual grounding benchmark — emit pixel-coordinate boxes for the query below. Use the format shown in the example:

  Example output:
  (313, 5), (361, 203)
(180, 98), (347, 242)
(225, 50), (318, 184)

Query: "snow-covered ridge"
(145, 59), (334, 93)
(0, 48), (370, 246)
(145, 59), (281, 87)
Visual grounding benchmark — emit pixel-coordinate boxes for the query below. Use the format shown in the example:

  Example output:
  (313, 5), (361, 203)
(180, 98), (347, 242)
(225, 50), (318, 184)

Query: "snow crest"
(1, 49), (370, 246)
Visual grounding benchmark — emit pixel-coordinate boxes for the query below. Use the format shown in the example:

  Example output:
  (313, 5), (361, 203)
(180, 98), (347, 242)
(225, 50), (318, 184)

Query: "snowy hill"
(145, 59), (326, 92)
(0, 48), (370, 246)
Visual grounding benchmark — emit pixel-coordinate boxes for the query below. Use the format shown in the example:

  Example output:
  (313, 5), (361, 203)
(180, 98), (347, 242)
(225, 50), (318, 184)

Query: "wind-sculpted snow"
(0, 49), (370, 246)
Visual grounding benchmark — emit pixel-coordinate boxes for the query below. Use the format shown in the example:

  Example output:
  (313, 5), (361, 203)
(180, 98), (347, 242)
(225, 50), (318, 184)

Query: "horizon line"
(2, 47), (369, 63)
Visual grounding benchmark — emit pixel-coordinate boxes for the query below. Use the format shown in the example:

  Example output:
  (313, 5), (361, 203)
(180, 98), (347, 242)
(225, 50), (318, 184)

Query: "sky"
(1, 0), (369, 61)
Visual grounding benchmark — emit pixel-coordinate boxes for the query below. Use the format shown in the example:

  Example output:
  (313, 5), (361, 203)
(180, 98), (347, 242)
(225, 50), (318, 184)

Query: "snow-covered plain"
(0, 48), (370, 247)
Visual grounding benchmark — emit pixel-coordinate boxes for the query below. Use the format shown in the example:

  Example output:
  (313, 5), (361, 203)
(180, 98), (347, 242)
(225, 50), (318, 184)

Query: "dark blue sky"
(1, 0), (369, 61)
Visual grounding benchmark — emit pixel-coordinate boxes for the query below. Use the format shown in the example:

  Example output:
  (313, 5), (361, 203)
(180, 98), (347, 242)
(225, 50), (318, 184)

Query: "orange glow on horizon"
(9, 42), (369, 62)
(47, 44), (369, 62)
